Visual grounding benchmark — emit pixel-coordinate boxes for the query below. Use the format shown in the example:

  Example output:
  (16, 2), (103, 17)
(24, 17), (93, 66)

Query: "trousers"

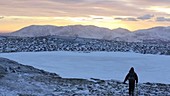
(129, 80), (135, 96)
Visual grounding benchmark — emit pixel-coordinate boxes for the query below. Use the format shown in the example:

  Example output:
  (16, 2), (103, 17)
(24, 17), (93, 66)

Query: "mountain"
(7, 25), (131, 40)
(6, 25), (170, 42)
(109, 26), (170, 42)
(133, 26), (170, 42)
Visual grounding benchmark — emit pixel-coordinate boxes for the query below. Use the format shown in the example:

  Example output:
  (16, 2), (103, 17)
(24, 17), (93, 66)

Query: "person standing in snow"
(123, 67), (138, 96)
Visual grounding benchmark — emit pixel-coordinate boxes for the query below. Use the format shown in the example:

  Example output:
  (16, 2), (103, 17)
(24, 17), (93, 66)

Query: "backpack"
(128, 72), (135, 80)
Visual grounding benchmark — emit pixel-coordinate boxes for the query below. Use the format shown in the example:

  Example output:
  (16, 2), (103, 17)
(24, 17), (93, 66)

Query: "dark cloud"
(114, 17), (137, 21)
(114, 18), (123, 20)
(0, 16), (4, 19)
(93, 18), (104, 20)
(156, 17), (170, 22)
(137, 14), (154, 20)
(126, 18), (138, 21)
(115, 15), (170, 22)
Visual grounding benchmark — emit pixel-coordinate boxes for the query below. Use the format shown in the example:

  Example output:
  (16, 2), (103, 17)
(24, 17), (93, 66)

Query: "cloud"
(115, 14), (158, 21)
(48, 0), (86, 4)
(114, 18), (123, 20)
(0, 0), (154, 17)
(156, 17), (170, 22)
(128, 0), (170, 6)
(0, 0), (169, 19)
(93, 18), (104, 20)
(0, 16), (4, 19)
(114, 17), (137, 21)
(137, 14), (154, 20)
(144, 0), (170, 4)
(126, 18), (138, 21)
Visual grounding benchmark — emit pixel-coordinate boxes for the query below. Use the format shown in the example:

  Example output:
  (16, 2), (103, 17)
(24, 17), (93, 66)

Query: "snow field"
(0, 51), (170, 84)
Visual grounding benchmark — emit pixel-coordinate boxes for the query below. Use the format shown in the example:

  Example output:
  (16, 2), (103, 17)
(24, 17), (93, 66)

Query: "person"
(123, 67), (138, 96)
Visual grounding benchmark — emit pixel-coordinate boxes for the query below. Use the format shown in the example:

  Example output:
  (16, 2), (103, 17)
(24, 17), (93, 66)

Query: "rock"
(0, 57), (169, 95)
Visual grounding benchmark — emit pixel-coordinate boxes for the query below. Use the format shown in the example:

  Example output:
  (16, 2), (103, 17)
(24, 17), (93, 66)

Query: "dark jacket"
(123, 67), (138, 83)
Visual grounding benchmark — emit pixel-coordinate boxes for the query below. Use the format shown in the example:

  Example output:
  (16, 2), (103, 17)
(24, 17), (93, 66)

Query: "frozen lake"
(0, 51), (170, 84)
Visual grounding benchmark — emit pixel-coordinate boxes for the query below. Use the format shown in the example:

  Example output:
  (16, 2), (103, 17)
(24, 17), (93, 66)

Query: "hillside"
(9, 25), (115, 40)
(133, 26), (170, 42)
(0, 36), (170, 55)
(0, 57), (170, 95)
(5, 25), (170, 42)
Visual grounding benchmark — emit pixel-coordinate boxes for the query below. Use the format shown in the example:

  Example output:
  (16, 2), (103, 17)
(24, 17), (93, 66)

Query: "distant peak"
(112, 27), (130, 32)
(135, 26), (170, 32)
(27, 25), (57, 27)
(116, 27), (126, 30)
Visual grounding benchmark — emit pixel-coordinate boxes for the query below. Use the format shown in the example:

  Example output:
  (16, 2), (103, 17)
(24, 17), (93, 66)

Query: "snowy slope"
(133, 26), (170, 41)
(1, 57), (170, 95)
(9, 25), (62, 37)
(8, 25), (131, 40)
(7, 25), (170, 42)
(0, 51), (170, 84)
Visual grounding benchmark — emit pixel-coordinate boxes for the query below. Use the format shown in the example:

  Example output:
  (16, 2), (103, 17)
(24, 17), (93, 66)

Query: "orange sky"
(0, 0), (170, 32)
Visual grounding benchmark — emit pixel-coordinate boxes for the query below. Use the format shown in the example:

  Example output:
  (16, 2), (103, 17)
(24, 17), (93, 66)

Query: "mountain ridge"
(3, 25), (170, 42)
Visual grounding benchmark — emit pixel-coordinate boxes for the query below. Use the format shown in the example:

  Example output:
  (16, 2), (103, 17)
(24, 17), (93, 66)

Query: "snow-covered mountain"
(113, 26), (170, 42)
(8, 25), (131, 40)
(7, 25), (170, 42)
(133, 26), (170, 42)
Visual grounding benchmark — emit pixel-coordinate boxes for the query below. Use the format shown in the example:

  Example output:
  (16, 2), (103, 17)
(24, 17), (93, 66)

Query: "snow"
(0, 51), (170, 84)
(7, 25), (170, 42)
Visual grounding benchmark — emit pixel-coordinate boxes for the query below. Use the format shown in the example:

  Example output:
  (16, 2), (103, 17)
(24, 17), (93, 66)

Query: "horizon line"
(1, 24), (170, 33)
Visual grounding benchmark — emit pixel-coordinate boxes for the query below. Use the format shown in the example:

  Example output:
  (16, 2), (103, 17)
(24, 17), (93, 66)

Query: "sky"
(0, 0), (170, 32)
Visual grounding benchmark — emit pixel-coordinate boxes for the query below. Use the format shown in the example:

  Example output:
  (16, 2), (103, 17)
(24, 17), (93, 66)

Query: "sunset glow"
(148, 6), (170, 14)
(0, 0), (170, 32)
